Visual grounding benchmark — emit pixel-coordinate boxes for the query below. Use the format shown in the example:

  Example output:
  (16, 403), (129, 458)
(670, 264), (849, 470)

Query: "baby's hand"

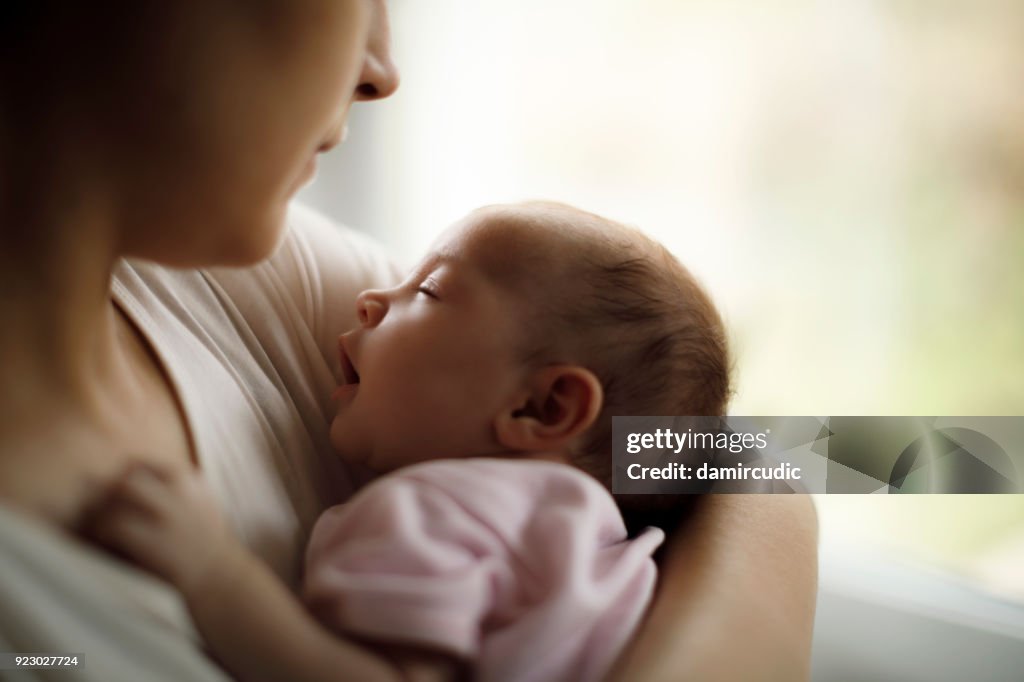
(86, 464), (239, 598)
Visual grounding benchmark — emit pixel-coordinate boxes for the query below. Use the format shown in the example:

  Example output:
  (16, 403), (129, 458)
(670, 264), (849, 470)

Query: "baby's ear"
(495, 365), (603, 453)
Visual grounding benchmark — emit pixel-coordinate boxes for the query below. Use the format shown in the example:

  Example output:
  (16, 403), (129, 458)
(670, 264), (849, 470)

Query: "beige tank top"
(0, 204), (401, 680)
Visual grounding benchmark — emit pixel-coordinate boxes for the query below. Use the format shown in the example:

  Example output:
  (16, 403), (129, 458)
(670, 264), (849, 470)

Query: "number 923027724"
(2, 653), (82, 669)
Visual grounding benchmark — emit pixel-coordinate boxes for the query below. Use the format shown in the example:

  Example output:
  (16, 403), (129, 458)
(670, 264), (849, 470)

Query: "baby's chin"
(328, 418), (431, 476)
(328, 417), (368, 467)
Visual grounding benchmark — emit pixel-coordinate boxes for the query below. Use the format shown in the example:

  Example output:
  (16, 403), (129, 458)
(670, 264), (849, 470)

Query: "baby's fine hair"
(486, 201), (732, 536)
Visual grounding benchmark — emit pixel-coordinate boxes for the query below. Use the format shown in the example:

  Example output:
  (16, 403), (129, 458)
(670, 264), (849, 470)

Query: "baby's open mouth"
(338, 338), (361, 385)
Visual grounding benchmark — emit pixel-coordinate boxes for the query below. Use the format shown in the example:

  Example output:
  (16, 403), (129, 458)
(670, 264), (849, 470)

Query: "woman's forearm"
(609, 495), (819, 682)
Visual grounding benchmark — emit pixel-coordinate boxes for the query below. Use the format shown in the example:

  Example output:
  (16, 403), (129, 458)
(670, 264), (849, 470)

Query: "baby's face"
(329, 210), (560, 473)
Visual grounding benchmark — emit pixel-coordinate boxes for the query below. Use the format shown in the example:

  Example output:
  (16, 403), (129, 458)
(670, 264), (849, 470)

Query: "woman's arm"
(609, 495), (819, 681)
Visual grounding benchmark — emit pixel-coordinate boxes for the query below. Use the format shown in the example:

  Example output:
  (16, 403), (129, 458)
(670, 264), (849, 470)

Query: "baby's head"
(331, 201), (730, 528)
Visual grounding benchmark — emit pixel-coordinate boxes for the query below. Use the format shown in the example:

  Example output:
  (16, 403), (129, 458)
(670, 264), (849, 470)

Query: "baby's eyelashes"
(417, 277), (441, 299)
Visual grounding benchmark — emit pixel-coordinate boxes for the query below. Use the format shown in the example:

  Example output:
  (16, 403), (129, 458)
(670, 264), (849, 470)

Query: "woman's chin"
(219, 211), (290, 266)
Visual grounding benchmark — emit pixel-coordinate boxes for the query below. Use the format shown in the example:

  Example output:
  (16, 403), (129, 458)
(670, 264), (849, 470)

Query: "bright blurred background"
(299, 1), (1024, 677)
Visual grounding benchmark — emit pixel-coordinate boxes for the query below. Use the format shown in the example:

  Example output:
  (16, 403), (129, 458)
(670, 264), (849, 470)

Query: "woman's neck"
(0, 190), (200, 527)
(0, 182), (125, 423)
(0, 119), (195, 527)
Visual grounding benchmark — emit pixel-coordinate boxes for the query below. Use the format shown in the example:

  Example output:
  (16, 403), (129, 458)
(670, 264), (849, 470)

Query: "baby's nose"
(356, 289), (388, 327)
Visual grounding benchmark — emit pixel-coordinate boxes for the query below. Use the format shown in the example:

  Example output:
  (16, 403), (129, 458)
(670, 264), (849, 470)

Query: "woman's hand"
(84, 464), (241, 598)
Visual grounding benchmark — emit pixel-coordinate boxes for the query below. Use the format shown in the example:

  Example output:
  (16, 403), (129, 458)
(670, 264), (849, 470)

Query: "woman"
(0, 2), (817, 679)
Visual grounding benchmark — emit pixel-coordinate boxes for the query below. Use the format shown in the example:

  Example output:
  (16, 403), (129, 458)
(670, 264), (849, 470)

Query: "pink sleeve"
(301, 475), (502, 657)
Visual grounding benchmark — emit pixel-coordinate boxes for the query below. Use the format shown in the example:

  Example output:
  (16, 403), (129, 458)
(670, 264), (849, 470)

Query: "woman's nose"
(355, 1), (400, 100)
(356, 289), (388, 328)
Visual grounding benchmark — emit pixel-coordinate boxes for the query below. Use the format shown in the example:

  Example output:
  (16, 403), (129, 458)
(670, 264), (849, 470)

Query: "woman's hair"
(0, 4), (142, 97)
(495, 201), (732, 536)
(1, 3), (160, 194)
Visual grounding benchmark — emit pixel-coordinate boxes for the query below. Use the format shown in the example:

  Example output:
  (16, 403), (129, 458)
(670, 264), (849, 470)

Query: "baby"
(90, 201), (730, 682)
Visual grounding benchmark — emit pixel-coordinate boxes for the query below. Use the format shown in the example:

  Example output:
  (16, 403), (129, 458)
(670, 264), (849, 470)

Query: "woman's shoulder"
(260, 204), (405, 354)
(109, 205), (404, 581)
(210, 203), (404, 360)
(113, 203), (403, 392)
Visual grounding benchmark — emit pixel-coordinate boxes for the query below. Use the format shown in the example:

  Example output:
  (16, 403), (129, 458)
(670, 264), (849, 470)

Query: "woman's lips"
(300, 155), (318, 185)
(319, 124), (349, 153)
(288, 155), (319, 195)
(296, 125), (347, 195)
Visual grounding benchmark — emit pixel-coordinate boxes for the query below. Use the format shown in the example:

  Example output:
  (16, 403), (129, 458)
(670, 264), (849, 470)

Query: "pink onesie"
(302, 458), (664, 682)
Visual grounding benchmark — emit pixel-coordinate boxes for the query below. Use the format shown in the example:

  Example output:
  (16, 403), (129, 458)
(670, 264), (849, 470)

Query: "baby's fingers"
(82, 462), (229, 593)
(87, 497), (177, 580)
(108, 463), (178, 519)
